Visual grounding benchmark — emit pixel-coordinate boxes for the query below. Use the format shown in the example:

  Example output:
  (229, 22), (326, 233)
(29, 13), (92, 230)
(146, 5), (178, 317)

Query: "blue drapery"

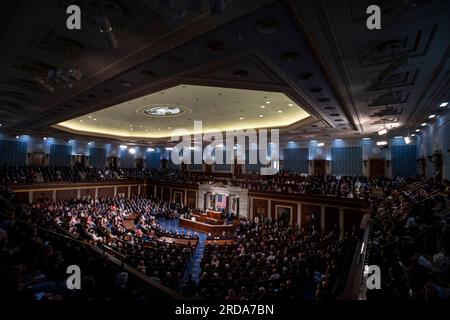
(331, 147), (362, 175)
(49, 144), (72, 167)
(89, 147), (106, 168)
(391, 145), (417, 177)
(0, 140), (28, 165)
(283, 148), (308, 173)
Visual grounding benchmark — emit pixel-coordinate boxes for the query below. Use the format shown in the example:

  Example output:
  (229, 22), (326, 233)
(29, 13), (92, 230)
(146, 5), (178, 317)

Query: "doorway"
(369, 159), (384, 177)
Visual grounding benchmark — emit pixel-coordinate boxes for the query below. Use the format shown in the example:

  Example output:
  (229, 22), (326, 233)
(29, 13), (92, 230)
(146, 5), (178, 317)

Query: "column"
(114, 186), (117, 197)
(52, 190), (57, 201)
(249, 197), (253, 220)
(297, 204), (301, 229)
(95, 187), (99, 199)
(184, 189), (187, 206)
(28, 192), (33, 204)
(127, 185), (131, 197)
(339, 208), (344, 240)
(77, 189), (81, 199)
(268, 199), (272, 220)
(138, 185), (141, 195)
(320, 206), (325, 234)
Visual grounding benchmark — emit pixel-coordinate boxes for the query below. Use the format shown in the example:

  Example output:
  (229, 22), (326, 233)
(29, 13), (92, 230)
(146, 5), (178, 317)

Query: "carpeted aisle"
(157, 217), (206, 286)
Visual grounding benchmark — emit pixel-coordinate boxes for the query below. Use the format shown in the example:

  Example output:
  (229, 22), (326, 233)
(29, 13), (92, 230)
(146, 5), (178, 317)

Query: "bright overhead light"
(259, 114), (264, 117)
(93, 118), (97, 121)
(119, 145), (127, 149)
(335, 138), (342, 142)
(260, 105), (266, 109)
(421, 122), (427, 127)
(404, 136), (411, 144)
(288, 103), (293, 107)
(88, 141), (93, 145)
(278, 110), (283, 113)
(317, 142), (325, 147)
(79, 119), (83, 122)
(439, 102), (448, 107)
(239, 117), (244, 120)
(265, 101), (270, 104)
(411, 133), (416, 137)
(147, 147), (154, 152)
(43, 137), (47, 141)
(88, 116), (92, 119)
(15, 136), (20, 139)
(428, 114), (436, 119)
(188, 146), (196, 150)
(216, 144), (224, 148)
(378, 128), (388, 135)
(233, 146), (238, 150)
(165, 147), (173, 151)
(129, 148), (136, 154)
(139, 125), (143, 128)
(362, 137), (371, 140)
(376, 141), (388, 146)
(288, 141), (295, 143)
(415, 129), (421, 132)
(394, 136), (403, 139)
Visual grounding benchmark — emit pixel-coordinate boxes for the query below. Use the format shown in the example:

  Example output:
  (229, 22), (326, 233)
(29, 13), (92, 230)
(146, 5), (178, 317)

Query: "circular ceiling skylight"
(142, 105), (186, 117)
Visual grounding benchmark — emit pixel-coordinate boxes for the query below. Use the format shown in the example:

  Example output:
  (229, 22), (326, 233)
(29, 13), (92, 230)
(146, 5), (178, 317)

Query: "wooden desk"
(206, 210), (223, 220)
(179, 217), (236, 234)
(123, 213), (140, 230)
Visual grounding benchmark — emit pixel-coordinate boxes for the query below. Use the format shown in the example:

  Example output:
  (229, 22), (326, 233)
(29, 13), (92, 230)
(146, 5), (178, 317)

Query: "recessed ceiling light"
(362, 137), (371, 140)
(439, 102), (448, 107)
(43, 137), (47, 141)
(335, 138), (342, 141)
(79, 119), (83, 122)
(88, 116), (92, 119)
(15, 136), (19, 139)
(265, 101), (270, 104)
(288, 141), (294, 143)
(93, 118), (97, 121)
(428, 114), (436, 119)
(415, 129), (421, 132)
(239, 117), (244, 120)
(394, 136), (403, 139)
(376, 141), (388, 146)
(317, 142), (325, 147)
(411, 133), (416, 137)
(421, 122), (427, 127)
(165, 147), (173, 150)
(139, 125), (143, 128)
(168, 126), (172, 129)
(288, 103), (293, 107)
(147, 147), (154, 152)
(157, 128), (161, 131)
(278, 110), (283, 113)
(258, 114), (264, 117)
(260, 105), (265, 108)
(378, 128), (388, 135)
(119, 145), (127, 149)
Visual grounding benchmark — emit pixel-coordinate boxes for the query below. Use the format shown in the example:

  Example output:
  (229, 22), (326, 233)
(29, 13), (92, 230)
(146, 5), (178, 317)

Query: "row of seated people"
(366, 180), (450, 300)
(26, 196), (197, 289)
(0, 165), (148, 185)
(4, 164), (436, 200)
(195, 217), (357, 300)
(0, 201), (179, 301)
